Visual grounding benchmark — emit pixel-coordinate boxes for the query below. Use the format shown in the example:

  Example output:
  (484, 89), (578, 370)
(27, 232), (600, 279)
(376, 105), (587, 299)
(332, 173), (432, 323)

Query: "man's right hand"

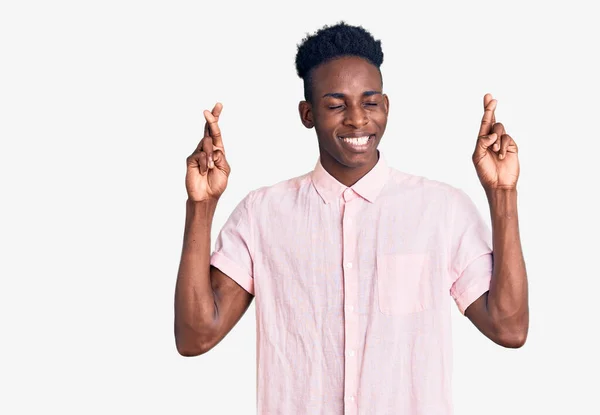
(185, 103), (230, 202)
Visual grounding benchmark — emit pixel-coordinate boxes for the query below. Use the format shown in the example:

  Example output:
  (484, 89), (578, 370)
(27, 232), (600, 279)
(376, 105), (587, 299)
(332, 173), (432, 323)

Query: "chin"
(318, 133), (380, 169)
(334, 148), (378, 169)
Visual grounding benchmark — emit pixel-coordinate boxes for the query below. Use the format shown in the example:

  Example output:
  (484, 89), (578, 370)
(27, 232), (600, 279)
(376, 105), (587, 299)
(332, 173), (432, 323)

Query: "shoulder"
(385, 166), (462, 202)
(387, 167), (484, 223)
(245, 170), (313, 206)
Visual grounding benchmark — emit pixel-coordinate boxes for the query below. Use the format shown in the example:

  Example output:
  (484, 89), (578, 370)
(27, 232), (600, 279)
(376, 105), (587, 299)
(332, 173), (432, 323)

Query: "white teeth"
(340, 136), (370, 146)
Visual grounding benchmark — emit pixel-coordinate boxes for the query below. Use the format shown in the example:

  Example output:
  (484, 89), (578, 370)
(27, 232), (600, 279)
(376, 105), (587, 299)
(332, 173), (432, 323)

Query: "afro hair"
(295, 22), (384, 101)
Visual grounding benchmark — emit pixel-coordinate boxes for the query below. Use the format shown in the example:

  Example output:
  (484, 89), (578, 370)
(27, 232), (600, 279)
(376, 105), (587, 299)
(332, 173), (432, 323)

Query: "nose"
(343, 104), (369, 129)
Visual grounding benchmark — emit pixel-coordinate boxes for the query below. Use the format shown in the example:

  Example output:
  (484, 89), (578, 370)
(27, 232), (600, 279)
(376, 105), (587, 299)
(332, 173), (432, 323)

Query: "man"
(174, 22), (528, 414)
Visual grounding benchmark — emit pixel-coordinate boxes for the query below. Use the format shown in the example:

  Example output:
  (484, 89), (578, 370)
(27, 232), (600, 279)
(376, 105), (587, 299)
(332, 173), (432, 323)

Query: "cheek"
(371, 111), (388, 126)
(315, 113), (340, 131)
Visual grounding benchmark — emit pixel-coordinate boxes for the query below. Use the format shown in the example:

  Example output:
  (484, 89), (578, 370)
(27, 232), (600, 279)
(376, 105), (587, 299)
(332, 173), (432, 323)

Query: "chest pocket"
(376, 253), (433, 315)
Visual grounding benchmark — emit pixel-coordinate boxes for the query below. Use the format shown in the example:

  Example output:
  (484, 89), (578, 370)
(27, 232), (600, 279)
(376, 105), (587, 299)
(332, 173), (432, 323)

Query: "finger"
(499, 134), (513, 160)
(212, 146), (230, 173)
(492, 122), (506, 137)
(211, 102), (223, 119)
(193, 123), (208, 153)
(198, 151), (208, 175)
(473, 133), (498, 160)
(478, 98), (497, 137)
(508, 137), (518, 153)
(483, 93), (496, 124)
(186, 152), (201, 171)
(203, 121), (209, 140)
(204, 110), (224, 150)
(194, 119), (212, 153)
(201, 123), (215, 169)
(491, 122), (506, 152)
(483, 93), (493, 108)
(201, 119), (226, 170)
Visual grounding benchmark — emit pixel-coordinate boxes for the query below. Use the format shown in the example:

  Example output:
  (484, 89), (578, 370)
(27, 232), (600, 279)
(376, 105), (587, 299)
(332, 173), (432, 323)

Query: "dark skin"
(174, 56), (528, 356)
(466, 94), (529, 348)
(174, 103), (253, 356)
(298, 56), (389, 186)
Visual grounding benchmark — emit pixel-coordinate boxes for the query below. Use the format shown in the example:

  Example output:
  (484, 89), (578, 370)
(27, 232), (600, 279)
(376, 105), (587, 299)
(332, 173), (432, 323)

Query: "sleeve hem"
(454, 276), (491, 315)
(210, 251), (255, 295)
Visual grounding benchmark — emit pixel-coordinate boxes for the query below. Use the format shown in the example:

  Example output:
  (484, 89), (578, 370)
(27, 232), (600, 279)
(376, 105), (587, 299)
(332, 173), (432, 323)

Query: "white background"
(1, 0), (599, 414)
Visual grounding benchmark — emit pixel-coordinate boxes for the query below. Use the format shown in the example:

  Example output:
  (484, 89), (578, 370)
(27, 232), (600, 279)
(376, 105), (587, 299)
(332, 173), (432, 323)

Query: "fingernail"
(208, 157), (214, 169)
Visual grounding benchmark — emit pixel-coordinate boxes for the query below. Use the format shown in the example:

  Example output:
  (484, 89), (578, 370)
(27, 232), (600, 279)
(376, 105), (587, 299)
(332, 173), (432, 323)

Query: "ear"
(382, 94), (390, 115)
(298, 101), (314, 129)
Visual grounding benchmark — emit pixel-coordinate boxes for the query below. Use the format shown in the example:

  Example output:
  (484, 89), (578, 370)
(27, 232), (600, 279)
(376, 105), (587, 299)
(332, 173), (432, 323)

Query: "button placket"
(342, 189), (360, 414)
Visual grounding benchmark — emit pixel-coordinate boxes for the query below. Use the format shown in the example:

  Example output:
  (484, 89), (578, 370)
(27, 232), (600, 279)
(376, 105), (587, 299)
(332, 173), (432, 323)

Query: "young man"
(175, 22), (528, 414)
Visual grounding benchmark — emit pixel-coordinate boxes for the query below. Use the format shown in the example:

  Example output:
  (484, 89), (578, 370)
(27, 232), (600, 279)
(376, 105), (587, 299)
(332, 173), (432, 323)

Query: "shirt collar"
(311, 151), (390, 204)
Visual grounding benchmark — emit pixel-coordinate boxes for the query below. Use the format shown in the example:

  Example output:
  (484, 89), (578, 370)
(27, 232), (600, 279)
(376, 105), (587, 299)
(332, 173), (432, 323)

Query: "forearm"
(486, 189), (529, 343)
(174, 198), (219, 355)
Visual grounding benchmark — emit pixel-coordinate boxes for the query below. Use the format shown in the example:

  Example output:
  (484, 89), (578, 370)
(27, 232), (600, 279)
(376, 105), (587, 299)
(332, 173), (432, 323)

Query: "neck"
(319, 149), (379, 187)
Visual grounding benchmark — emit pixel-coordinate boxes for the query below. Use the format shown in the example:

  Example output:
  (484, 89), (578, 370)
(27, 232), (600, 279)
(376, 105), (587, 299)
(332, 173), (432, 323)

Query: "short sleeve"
(449, 189), (493, 314)
(210, 192), (255, 295)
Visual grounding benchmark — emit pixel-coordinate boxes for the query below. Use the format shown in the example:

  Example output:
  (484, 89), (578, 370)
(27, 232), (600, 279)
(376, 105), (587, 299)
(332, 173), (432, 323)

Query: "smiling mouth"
(338, 134), (374, 147)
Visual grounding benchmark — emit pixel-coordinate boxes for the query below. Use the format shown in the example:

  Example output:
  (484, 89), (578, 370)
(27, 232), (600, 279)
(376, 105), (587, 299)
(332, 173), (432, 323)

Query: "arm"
(465, 93), (529, 348)
(465, 189), (528, 348)
(174, 199), (253, 357)
(174, 103), (253, 357)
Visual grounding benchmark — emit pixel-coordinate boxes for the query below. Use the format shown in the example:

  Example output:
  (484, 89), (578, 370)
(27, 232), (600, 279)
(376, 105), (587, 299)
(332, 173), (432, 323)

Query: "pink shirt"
(210, 154), (492, 414)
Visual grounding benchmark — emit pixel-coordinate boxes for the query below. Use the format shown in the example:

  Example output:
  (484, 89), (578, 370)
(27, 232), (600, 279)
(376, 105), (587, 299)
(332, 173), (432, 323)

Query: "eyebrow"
(322, 90), (382, 99)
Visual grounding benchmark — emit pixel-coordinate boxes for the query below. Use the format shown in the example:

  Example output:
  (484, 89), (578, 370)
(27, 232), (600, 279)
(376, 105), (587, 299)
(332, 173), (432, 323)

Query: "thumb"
(473, 133), (498, 159)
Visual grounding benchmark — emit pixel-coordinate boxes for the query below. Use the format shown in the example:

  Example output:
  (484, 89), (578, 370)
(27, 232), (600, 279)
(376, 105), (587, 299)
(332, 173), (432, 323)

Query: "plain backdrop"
(1, 0), (599, 414)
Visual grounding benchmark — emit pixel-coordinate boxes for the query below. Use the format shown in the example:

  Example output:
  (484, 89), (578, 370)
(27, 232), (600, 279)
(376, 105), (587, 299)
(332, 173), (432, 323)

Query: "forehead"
(311, 56), (382, 95)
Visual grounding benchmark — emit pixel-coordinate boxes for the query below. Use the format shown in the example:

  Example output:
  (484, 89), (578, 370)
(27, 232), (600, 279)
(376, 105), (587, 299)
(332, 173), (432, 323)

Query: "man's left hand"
(472, 93), (520, 191)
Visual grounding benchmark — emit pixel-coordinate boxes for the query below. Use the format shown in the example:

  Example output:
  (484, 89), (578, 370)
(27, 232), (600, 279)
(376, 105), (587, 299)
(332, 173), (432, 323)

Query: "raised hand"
(185, 103), (231, 202)
(472, 93), (520, 191)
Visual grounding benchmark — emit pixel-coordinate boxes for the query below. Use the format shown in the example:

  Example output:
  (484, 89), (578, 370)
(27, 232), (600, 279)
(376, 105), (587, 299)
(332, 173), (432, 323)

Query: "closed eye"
(328, 105), (344, 110)
(364, 102), (378, 106)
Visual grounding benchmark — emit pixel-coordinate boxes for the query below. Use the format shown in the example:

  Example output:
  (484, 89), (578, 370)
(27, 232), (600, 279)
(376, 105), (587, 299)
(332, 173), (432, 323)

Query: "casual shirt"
(210, 153), (493, 414)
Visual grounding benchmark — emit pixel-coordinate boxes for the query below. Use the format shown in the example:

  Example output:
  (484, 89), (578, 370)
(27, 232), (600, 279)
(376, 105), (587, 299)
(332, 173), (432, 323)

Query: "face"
(299, 56), (389, 175)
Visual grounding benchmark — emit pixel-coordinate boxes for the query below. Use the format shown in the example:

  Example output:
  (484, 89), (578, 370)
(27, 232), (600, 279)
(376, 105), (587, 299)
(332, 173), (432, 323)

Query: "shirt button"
(343, 188), (352, 201)
(348, 305), (355, 312)
(348, 350), (355, 357)
(349, 396), (355, 402)
(345, 262), (353, 269)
